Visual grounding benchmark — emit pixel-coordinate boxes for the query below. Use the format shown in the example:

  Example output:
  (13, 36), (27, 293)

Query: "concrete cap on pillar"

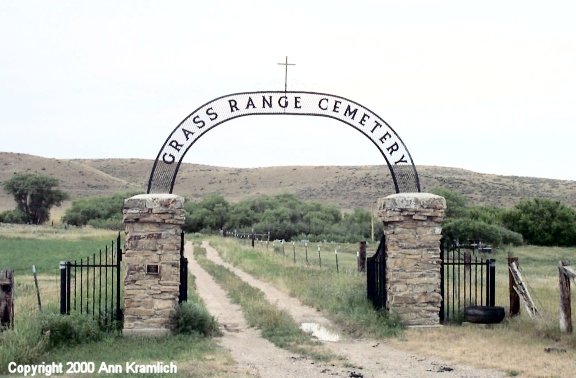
(378, 192), (446, 211)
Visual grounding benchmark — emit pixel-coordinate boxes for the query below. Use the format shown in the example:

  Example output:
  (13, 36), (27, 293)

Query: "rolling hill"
(1, 152), (576, 218)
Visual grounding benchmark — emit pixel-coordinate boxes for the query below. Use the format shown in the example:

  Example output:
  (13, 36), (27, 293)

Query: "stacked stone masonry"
(122, 194), (185, 336)
(378, 193), (446, 326)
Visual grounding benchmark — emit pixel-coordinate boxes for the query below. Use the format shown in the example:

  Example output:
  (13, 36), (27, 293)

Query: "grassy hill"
(1, 152), (576, 217)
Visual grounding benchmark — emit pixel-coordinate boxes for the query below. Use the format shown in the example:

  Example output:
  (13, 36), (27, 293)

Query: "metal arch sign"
(147, 91), (421, 194)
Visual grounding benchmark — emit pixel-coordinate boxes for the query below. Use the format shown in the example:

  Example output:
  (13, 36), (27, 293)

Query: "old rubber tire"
(464, 306), (505, 324)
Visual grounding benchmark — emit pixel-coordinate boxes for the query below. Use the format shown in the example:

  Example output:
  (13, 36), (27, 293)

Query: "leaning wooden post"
(559, 260), (572, 333)
(508, 257), (520, 317)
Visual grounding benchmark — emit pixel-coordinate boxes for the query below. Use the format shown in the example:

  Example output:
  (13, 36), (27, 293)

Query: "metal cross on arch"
(277, 56), (296, 92)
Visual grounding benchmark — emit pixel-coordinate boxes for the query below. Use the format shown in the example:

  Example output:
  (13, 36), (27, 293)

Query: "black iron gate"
(179, 230), (188, 303)
(440, 239), (496, 322)
(60, 233), (123, 327)
(367, 235), (386, 310)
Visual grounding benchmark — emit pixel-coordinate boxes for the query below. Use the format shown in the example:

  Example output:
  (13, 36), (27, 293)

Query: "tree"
(429, 187), (468, 219)
(183, 194), (230, 232)
(62, 192), (139, 229)
(501, 198), (576, 246)
(2, 173), (69, 224)
(442, 218), (523, 246)
(430, 187), (522, 246)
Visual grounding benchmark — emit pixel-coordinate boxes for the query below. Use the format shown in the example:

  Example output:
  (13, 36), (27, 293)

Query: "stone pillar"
(122, 194), (185, 336)
(378, 193), (446, 326)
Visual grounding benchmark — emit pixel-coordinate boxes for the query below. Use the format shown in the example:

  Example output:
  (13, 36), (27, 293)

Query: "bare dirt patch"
(192, 241), (505, 377)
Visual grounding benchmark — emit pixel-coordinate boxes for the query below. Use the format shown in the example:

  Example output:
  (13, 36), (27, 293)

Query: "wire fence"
(234, 236), (378, 275)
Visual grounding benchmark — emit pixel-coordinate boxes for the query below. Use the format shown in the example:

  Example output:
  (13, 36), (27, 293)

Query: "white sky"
(1, 0), (575, 180)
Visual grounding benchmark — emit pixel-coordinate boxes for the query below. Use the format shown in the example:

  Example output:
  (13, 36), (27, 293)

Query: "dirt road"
(186, 241), (505, 377)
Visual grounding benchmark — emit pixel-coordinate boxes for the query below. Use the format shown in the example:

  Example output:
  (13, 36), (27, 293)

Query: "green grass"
(0, 230), (238, 377)
(490, 245), (576, 347)
(37, 334), (230, 378)
(245, 238), (368, 274)
(194, 245), (338, 361)
(0, 237), (119, 275)
(204, 237), (403, 338)
(490, 245), (576, 316)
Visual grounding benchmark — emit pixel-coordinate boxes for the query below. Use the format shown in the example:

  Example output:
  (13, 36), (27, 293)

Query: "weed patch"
(39, 311), (105, 348)
(169, 302), (221, 337)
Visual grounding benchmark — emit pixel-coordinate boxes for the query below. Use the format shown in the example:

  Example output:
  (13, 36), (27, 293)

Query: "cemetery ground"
(1, 225), (575, 377)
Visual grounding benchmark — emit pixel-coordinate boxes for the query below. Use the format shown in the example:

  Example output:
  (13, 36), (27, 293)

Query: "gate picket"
(366, 235), (386, 310)
(440, 239), (497, 322)
(60, 233), (123, 328)
(179, 230), (188, 303)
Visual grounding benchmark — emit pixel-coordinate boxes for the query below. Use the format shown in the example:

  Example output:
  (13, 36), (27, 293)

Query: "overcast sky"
(1, 1), (575, 180)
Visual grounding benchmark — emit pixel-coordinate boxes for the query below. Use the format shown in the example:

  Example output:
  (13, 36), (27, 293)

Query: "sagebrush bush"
(169, 302), (220, 337)
(38, 312), (104, 348)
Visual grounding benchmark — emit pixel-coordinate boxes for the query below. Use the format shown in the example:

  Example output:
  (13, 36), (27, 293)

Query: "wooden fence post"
(0, 269), (14, 329)
(335, 249), (339, 273)
(559, 260), (573, 333)
(508, 257), (520, 317)
(358, 241), (366, 273)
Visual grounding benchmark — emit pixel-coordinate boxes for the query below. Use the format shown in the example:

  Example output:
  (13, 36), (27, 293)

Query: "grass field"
(0, 224), (239, 377)
(240, 237), (372, 275)
(208, 236), (402, 339)
(208, 236), (576, 377)
(3, 224), (576, 377)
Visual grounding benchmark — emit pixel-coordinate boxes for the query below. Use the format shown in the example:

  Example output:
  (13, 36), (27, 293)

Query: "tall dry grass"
(210, 237), (576, 377)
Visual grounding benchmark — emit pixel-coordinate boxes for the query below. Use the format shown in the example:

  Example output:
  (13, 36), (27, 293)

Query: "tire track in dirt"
(198, 241), (507, 378)
(185, 242), (354, 377)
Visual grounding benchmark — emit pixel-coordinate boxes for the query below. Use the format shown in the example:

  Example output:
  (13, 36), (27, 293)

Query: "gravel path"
(187, 241), (506, 378)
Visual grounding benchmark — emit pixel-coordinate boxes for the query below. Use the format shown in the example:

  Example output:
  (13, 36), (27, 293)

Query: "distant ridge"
(1, 152), (576, 213)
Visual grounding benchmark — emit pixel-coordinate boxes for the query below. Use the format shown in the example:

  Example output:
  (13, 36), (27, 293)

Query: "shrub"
(38, 312), (104, 348)
(499, 226), (524, 246)
(87, 215), (123, 230)
(442, 218), (523, 247)
(0, 209), (28, 224)
(430, 187), (469, 218)
(501, 198), (576, 246)
(63, 192), (139, 228)
(169, 302), (220, 337)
